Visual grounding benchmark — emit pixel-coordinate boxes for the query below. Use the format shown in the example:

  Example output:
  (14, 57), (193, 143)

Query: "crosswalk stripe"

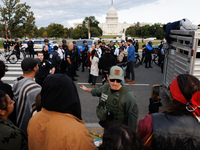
(5, 71), (22, 75)
(2, 77), (18, 80)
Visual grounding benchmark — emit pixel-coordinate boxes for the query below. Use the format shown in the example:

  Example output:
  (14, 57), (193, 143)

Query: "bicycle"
(134, 53), (141, 68)
(151, 53), (159, 65)
(0, 49), (26, 64)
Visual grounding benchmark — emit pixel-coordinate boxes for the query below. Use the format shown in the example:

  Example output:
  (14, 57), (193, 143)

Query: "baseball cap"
(119, 46), (124, 50)
(21, 58), (38, 71)
(109, 66), (123, 81)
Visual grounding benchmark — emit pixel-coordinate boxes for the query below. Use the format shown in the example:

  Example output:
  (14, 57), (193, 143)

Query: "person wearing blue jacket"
(42, 39), (54, 54)
(144, 41), (154, 68)
(81, 40), (90, 72)
(125, 39), (135, 84)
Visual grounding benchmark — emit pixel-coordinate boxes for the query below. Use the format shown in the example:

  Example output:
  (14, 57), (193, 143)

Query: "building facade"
(98, 3), (131, 36)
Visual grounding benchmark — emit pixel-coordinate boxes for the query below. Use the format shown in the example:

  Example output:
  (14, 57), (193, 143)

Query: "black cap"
(73, 41), (76, 44)
(83, 40), (87, 43)
(119, 46), (124, 50)
(44, 39), (49, 42)
(54, 46), (58, 50)
(62, 39), (67, 43)
(21, 58), (38, 71)
(121, 40), (125, 43)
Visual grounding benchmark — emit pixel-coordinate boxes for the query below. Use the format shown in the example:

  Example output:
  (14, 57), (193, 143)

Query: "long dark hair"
(99, 124), (144, 150)
(91, 49), (96, 59)
(164, 74), (200, 115)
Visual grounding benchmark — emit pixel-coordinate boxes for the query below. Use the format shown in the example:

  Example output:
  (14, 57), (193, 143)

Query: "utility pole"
(88, 18), (90, 39)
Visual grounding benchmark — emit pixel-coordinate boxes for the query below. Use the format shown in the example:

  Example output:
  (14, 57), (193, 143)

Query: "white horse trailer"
(163, 30), (200, 95)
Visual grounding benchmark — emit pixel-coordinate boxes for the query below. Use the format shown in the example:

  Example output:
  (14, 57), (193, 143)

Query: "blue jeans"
(121, 66), (127, 85)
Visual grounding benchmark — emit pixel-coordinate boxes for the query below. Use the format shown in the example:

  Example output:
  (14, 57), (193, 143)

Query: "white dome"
(106, 4), (118, 23)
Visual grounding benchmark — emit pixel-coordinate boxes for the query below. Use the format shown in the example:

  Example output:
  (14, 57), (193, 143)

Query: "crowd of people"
(1, 35), (200, 149)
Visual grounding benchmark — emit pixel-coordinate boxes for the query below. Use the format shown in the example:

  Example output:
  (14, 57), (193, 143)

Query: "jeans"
(121, 66), (127, 85)
(125, 61), (135, 81)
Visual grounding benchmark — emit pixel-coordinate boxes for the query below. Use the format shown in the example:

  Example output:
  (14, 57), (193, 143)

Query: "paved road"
(1, 57), (170, 128)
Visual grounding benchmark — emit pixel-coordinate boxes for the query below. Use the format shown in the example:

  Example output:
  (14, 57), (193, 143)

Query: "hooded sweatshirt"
(12, 76), (41, 134)
(27, 74), (96, 150)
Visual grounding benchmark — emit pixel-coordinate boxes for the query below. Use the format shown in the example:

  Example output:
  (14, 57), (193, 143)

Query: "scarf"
(170, 76), (200, 122)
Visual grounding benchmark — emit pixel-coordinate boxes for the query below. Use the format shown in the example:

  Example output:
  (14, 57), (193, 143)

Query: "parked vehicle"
(21, 39), (58, 53)
(76, 39), (95, 51)
(163, 30), (200, 96)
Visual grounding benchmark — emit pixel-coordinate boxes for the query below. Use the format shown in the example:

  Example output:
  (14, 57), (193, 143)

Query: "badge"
(43, 62), (46, 66)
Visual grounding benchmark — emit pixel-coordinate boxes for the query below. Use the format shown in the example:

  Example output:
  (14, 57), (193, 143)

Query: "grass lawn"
(0, 41), (4, 49)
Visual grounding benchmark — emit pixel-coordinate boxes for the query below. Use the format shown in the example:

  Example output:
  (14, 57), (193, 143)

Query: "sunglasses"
(110, 79), (121, 83)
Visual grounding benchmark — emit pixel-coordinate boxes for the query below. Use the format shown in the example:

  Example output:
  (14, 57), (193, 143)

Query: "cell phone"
(151, 85), (160, 99)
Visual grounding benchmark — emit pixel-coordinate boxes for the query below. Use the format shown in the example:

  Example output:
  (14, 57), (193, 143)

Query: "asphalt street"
(2, 57), (171, 128)
(75, 62), (170, 124)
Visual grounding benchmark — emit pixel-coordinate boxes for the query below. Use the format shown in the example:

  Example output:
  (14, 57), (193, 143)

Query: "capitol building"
(98, 2), (131, 36)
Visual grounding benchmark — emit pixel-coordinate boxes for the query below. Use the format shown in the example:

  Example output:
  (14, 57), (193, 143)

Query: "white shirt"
(114, 48), (120, 56)
(58, 48), (65, 60)
(95, 48), (102, 58)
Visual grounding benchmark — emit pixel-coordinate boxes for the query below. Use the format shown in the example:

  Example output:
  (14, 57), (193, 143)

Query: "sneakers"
(128, 80), (135, 84)
(125, 78), (129, 82)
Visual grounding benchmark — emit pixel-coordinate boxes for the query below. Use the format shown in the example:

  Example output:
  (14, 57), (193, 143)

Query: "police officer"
(27, 38), (34, 58)
(3, 40), (9, 52)
(81, 40), (90, 72)
(62, 39), (68, 52)
(109, 41), (115, 56)
(144, 41), (154, 68)
(35, 51), (55, 86)
(42, 39), (53, 54)
(66, 43), (77, 81)
(80, 66), (138, 131)
(13, 38), (20, 59)
(73, 41), (80, 74)
(51, 46), (61, 73)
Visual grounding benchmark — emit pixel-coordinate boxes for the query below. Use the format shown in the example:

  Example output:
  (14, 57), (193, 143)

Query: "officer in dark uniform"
(27, 38), (34, 58)
(51, 46), (61, 73)
(62, 39), (68, 53)
(109, 41), (115, 56)
(14, 38), (20, 59)
(66, 43), (77, 81)
(73, 41), (80, 74)
(81, 40), (90, 72)
(35, 51), (55, 86)
(3, 40), (9, 52)
(101, 42), (106, 55)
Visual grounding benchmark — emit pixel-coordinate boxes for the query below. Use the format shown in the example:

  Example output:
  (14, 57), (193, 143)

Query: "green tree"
(0, 0), (35, 38)
(42, 31), (47, 38)
(47, 23), (64, 38)
(82, 16), (102, 37)
(70, 26), (87, 39)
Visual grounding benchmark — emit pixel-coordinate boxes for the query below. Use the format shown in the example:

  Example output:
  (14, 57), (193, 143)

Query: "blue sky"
(0, 0), (199, 28)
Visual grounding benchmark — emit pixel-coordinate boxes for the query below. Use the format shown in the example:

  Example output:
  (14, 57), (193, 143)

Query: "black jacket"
(98, 53), (116, 71)
(151, 113), (200, 150)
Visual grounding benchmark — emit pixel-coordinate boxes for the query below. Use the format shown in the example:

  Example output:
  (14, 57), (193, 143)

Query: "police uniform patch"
(115, 70), (120, 75)
(112, 98), (117, 105)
